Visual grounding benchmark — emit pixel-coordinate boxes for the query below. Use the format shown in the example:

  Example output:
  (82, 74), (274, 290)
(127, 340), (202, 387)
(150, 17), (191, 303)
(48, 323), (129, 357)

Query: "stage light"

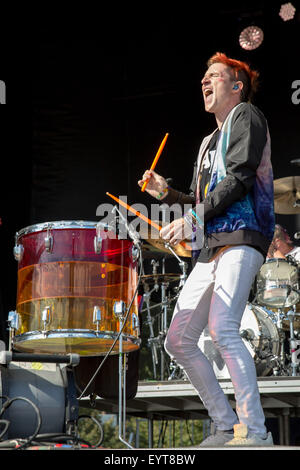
(239, 25), (264, 51)
(279, 3), (296, 21)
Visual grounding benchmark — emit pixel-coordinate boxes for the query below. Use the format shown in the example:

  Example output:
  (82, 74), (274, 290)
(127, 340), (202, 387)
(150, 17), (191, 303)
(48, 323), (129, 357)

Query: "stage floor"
(80, 376), (300, 420)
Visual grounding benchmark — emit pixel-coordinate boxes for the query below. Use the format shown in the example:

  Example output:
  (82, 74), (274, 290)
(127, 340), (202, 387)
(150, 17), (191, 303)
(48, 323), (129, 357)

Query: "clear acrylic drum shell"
(198, 303), (279, 378)
(256, 258), (299, 308)
(13, 221), (140, 356)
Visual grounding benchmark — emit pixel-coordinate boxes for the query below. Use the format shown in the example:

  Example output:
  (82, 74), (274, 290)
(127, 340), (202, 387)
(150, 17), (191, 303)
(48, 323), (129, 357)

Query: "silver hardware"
(94, 235), (102, 254)
(44, 235), (53, 252)
(132, 313), (140, 335)
(131, 245), (139, 262)
(113, 301), (126, 319)
(93, 306), (102, 332)
(7, 311), (20, 351)
(7, 311), (20, 331)
(41, 306), (51, 330)
(45, 226), (53, 253)
(13, 243), (24, 261)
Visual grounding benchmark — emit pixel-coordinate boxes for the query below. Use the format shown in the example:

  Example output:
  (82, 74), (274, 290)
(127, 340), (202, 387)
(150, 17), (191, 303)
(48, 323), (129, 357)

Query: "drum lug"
(13, 243), (24, 261)
(7, 311), (20, 350)
(113, 300), (126, 319)
(132, 313), (140, 335)
(7, 311), (20, 331)
(45, 234), (53, 253)
(93, 306), (102, 332)
(41, 306), (51, 331)
(94, 235), (102, 254)
(131, 245), (139, 262)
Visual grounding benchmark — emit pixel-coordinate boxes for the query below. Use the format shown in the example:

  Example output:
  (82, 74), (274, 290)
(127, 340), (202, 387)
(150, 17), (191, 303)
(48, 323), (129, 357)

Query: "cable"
(78, 244), (143, 399)
(0, 420), (10, 440)
(0, 396), (42, 450)
(0, 395), (10, 440)
(77, 414), (104, 448)
(31, 433), (92, 448)
(156, 417), (168, 447)
(185, 419), (194, 446)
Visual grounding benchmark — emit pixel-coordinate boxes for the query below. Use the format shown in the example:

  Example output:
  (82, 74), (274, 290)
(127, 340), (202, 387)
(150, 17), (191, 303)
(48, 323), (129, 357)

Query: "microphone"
(294, 232), (300, 240)
(112, 205), (141, 246)
(126, 222), (141, 246)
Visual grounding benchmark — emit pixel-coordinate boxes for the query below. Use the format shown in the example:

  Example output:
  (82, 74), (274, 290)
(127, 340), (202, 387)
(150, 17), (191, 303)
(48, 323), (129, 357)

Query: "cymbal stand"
(160, 243), (188, 380)
(273, 308), (287, 372)
(146, 258), (171, 380)
(142, 264), (160, 379)
(159, 257), (169, 379)
(163, 241), (188, 287)
(287, 307), (300, 376)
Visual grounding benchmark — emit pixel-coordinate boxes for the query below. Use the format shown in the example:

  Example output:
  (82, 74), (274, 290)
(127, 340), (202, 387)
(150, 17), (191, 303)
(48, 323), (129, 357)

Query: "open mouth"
(203, 88), (213, 97)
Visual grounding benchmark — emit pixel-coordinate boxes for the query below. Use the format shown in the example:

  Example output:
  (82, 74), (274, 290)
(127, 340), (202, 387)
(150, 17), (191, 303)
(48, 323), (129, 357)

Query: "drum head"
(257, 258), (299, 308)
(198, 303), (279, 378)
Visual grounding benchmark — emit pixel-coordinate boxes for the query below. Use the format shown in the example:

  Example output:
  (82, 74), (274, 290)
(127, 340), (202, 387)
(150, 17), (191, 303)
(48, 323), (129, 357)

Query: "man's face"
(201, 62), (237, 114)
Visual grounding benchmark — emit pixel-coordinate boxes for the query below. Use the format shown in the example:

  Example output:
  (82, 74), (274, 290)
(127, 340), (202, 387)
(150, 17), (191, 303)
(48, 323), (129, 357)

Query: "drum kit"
(4, 175), (300, 383)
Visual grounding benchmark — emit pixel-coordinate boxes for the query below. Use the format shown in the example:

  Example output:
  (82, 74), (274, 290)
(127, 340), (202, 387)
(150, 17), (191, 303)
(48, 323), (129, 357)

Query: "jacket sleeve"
(202, 103), (268, 222)
(162, 160), (197, 208)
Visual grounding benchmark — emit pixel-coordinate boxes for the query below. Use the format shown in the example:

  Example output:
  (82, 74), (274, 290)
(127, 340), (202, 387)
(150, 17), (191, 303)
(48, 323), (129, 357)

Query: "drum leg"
(114, 303), (134, 449)
(278, 410), (291, 446)
(143, 283), (159, 379)
(287, 309), (300, 376)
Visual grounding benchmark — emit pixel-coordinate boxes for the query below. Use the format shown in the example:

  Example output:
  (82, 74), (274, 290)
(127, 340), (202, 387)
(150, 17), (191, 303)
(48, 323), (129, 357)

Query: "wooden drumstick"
(106, 192), (162, 231)
(141, 133), (169, 192)
(106, 192), (191, 251)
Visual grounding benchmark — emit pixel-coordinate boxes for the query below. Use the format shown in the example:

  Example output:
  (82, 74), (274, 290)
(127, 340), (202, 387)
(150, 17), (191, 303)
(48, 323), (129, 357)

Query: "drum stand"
(287, 308), (300, 376)
(142, 273), (160, 379)
(142, 242), (188, 381)
(113, 301), (135, 449)
(159, 244), (188, 380)
(271, 308), (288, 375)
(142, 261), (172, 381)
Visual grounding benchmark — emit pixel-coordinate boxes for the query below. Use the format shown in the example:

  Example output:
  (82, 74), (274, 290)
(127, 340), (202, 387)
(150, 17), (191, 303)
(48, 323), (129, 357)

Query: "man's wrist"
(156, 186), (169, 200)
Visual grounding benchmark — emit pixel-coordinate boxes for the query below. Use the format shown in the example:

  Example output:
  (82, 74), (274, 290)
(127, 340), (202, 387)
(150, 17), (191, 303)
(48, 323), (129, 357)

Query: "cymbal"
(143, 237), (192, 258)
(141, 273), (181, 284)
(139, 223), (192, 258)
(142, 242), (174, 258)
(274, 176), (300, 214)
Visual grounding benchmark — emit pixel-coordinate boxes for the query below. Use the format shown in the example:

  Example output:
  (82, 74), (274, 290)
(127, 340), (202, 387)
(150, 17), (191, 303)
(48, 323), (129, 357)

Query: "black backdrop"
(1, 1), (300, 344)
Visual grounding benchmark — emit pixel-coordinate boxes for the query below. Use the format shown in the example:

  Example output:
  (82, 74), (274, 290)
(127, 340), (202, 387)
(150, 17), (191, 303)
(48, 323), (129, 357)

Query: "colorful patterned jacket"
(164, 102), (275, 258)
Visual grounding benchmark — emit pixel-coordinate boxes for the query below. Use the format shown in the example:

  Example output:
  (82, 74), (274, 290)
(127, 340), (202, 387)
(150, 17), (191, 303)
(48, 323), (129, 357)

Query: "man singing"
(138, 52), (275, 446)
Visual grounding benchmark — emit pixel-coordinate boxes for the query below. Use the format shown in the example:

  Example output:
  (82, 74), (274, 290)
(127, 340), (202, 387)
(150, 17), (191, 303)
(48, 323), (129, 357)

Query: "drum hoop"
(243, 304), (263, 348)
(13, 329), (141, 344)
(16, 220), (112, 238)
(265, 258), (290, 265)
(251, 304), (280, 341)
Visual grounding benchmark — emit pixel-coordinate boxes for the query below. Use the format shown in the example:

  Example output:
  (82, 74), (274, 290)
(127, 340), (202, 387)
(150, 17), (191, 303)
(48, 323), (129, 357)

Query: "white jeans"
(165, 245), (266, 436)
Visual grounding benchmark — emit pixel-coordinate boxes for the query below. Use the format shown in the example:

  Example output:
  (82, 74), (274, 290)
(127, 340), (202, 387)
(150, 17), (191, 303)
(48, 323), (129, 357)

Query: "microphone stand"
(110, 206), (142, 449)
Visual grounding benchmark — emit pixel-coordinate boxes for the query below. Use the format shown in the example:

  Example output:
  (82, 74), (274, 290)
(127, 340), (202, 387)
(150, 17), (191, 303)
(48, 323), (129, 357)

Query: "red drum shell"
(13, 222), (140, 356)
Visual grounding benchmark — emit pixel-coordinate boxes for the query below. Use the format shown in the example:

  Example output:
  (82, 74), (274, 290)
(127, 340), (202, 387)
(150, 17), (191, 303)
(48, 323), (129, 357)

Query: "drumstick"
(106, 192), (162, 231)
(106, 192), (192, 251)
(141, 133), (169, 192)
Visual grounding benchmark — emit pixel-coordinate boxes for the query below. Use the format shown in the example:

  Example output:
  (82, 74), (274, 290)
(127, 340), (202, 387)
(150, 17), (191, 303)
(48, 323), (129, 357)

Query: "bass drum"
(198, 303), (279, 378)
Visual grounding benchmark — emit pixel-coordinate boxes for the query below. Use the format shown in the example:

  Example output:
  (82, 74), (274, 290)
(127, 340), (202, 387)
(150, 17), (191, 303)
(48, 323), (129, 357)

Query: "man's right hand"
(138, 170), (169, 199)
